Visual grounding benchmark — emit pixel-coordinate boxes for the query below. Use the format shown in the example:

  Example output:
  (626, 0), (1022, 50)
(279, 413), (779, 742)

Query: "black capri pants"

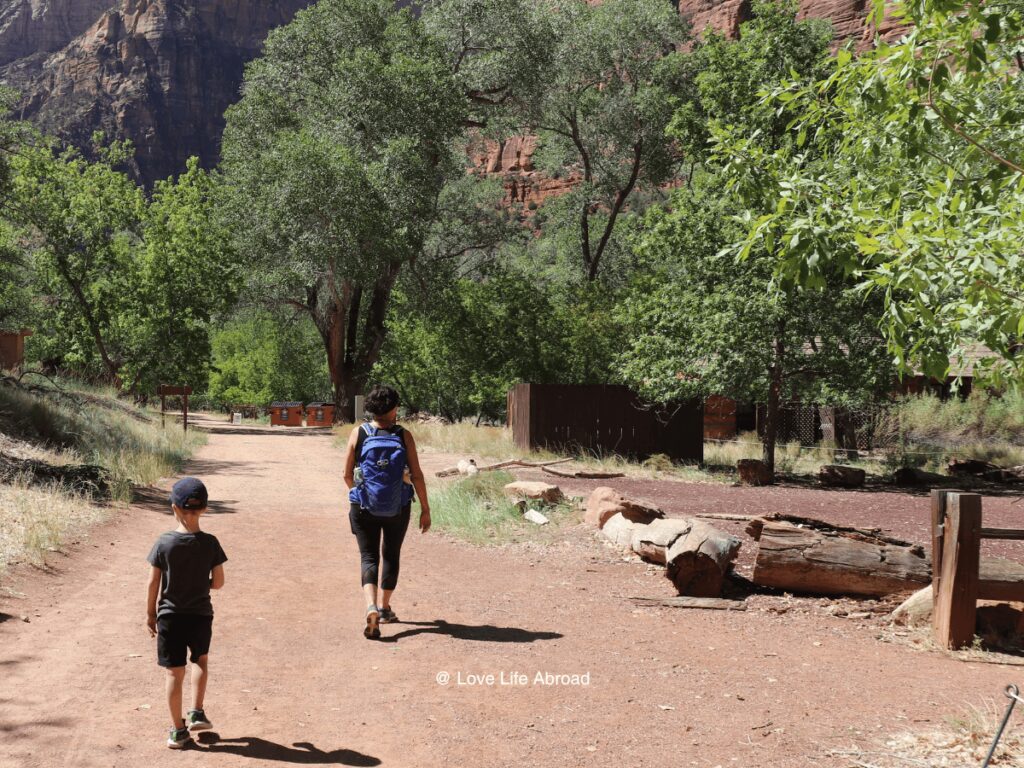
(349, 503), (412, 591)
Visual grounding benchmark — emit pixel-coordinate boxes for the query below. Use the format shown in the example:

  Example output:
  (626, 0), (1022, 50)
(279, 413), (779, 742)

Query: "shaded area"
(132, 485), (239, 515)
(199, 425), (334, 438)
(196, 734), (380, 765)
(381, 619), (562, 644)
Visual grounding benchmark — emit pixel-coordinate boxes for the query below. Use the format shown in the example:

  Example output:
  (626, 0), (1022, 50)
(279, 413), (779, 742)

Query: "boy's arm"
(210, 564), (225, 590)
(145, 566), (161, 637)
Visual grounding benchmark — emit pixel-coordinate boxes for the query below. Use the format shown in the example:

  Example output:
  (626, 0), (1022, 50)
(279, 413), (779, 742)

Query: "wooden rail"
(930, 490), (1024, 649)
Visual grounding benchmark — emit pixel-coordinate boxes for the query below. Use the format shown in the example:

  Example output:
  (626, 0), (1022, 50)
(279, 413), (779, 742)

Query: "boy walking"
(145, 477), (227, 749)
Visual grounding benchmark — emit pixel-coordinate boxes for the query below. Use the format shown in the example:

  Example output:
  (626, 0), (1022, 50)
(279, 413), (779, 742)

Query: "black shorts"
(156, 614), (213, 668)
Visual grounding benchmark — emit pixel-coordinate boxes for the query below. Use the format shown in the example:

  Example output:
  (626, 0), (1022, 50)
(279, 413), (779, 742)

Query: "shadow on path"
(196, 734), (380, 765)
(380, 619), (562, 644)
(132, 486), (239, 515)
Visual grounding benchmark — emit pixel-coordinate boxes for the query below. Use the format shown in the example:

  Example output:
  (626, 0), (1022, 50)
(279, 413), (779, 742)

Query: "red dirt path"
(1, 421), (1021, 768)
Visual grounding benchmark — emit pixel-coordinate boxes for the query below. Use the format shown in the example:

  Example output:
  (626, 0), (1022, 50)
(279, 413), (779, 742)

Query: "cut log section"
(747, 516), (929, 597)
(664, 519), (742, 598)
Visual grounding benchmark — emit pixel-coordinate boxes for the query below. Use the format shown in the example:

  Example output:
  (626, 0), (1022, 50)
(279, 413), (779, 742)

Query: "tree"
(513, 0), (691, 281)
(715, 0), (1024, 386)
(220, 0), (468, 419)
(11, 139), (145, 385)
(618, 173), (893, 474)
(617, 1), (893, 474)
(126, 158), (239, 393)
(207, 309), (331, 407)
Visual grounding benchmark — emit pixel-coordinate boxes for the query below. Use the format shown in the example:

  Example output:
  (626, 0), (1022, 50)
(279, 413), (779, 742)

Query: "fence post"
(932, 492), (982, 650)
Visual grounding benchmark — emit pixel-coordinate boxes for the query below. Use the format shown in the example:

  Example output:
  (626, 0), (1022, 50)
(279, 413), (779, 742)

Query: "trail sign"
(158, 385), (193, 432)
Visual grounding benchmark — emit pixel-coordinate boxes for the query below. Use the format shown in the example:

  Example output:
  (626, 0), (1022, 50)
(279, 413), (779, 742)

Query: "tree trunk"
(747, 516), (930, 597)
(761, 328), (785, 476)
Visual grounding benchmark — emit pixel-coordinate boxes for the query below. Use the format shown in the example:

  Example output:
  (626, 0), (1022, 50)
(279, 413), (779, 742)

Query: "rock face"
(3, 0), (901, 188)
(0, 0), (313, 184)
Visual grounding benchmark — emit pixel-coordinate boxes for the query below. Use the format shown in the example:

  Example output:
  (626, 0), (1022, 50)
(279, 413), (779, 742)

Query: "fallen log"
(629, 596), (747, 611)
(541, 466), (625, 480)
(748, 517), (929, 597)
(435, 457), (573, 477)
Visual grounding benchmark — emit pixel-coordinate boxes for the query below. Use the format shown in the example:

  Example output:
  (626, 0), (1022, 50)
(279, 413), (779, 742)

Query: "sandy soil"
(1, 420), (1021, 768)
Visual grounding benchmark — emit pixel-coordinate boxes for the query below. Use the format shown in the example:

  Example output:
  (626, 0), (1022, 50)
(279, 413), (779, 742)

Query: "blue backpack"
(350, 423), (414, 516)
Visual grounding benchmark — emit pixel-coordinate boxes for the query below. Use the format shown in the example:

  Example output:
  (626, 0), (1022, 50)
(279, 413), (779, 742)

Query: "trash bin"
(269, 402), (304, 427)
(305, 402), (335, 427)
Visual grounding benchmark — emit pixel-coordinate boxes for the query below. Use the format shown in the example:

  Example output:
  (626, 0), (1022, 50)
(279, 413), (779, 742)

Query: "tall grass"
(407, 422), (519, 460)
(0, 480), (104, 574)
(0, 381), (203, 500)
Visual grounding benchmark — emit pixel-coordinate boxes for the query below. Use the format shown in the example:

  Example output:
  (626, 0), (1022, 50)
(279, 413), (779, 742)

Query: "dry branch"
(541, 465), (625, 479)
(435, 457), (573, 477)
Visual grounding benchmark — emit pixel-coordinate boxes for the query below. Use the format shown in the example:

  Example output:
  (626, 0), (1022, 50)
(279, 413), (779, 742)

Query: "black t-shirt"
(147, 531), (227, 618)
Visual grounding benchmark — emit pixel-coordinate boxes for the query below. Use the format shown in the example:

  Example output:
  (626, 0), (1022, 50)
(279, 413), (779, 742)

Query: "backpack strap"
(355, 422), (404, 460)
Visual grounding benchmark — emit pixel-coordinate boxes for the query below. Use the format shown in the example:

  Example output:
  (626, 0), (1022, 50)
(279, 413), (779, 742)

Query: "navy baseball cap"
(170, 477), (208, 510)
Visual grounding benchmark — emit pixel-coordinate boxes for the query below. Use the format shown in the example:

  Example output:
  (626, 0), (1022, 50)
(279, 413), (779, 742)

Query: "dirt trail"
(1, 420), (1019, 768)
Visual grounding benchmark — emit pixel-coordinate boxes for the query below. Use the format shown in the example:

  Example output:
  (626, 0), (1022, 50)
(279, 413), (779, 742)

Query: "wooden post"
(933, 492), (982, 650)
(183, 391), (189, 432)
(930, 490), (954, 596)
(161, 390), (166, 430)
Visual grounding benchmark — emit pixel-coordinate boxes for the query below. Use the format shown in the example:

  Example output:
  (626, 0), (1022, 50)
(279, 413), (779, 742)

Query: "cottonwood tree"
(513, 0), (691, 282)
(222, 0), (544, 418)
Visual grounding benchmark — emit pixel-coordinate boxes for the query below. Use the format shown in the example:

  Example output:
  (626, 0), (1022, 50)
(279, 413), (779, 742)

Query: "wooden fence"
(507, 384), (703, 462)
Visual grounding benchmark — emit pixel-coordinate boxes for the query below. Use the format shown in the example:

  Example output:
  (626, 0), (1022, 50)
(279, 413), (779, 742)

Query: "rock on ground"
(504, 481), (563, 504)
(584, 486), (664, 529)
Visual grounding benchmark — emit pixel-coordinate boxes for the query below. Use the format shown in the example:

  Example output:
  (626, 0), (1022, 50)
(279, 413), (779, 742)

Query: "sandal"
(364, 605), (380, 639)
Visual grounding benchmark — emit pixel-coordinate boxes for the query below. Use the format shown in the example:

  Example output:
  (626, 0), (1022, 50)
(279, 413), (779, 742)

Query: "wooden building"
(0, 329), (32, 370)
(507, 384), (703, 462)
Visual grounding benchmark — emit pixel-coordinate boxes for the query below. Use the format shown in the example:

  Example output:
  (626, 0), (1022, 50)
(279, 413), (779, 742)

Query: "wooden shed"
(305, 402), (335, 427)
(270, 402), (304, 427)
(0, 329), (32, 371)
(507, 384), (703, 462)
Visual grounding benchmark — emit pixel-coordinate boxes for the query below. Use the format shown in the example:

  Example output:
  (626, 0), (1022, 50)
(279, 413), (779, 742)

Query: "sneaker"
(167, 726), (192, 749)
(379, 606), (398, 624)
(187, 709), (212, 732)
(364, 605), (380, 639)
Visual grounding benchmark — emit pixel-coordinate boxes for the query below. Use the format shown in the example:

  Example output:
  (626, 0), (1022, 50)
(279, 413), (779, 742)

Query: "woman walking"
(344, 386), (431, 639)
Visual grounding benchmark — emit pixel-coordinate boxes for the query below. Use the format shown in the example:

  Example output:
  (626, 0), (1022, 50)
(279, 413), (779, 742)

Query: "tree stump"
(737, 459), (773, 485)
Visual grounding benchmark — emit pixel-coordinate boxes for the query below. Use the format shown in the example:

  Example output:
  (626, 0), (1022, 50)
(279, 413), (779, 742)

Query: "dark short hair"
(365, 386), (400, 416)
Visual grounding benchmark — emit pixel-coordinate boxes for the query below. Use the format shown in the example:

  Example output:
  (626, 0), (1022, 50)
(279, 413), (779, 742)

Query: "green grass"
(429, 470), (580, 545)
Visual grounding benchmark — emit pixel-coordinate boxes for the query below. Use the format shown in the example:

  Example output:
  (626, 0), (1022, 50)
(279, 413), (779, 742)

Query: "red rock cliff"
(0, 0), (314, 184)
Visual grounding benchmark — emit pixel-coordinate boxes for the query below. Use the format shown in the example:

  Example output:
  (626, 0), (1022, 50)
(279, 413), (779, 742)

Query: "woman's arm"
(343, 425), (360, 490)
(404, 430), (431, 533)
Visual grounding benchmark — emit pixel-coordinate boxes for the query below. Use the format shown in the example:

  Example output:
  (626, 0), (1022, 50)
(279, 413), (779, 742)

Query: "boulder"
(503, 481), (563, 504)
(890, 585), (933, 626)
(737, 459), (773, 486)
(818, 464), (866, 488)
(600, 513), (640, 548)
(584, 486), (664, 529)
(631, 518), (696, 565)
